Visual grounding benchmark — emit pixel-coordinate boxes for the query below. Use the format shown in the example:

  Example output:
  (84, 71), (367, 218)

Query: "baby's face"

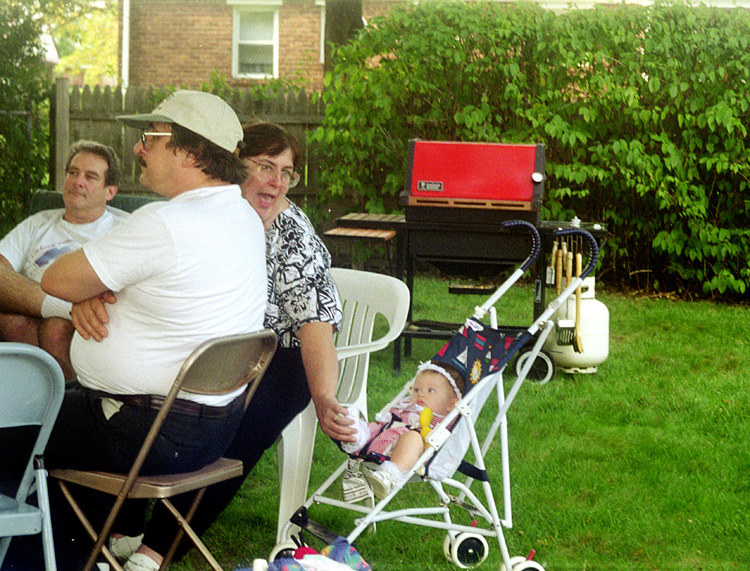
(410, 370), (458, 416)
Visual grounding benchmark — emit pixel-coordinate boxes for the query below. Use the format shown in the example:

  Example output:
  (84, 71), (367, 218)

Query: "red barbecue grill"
(326, 139), (607, 374)
(393, 139), (606, 377)
(402, 139), (545, 221)
(399, 139), (546, 280)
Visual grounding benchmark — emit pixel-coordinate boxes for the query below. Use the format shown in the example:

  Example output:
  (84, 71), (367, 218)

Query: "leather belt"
(114, 393), (243, 418)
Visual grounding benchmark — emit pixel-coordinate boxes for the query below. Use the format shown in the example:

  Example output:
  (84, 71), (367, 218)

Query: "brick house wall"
(120, 0), (399, 92)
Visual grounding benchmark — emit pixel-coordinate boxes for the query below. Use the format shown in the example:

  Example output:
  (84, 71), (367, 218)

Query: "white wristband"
(41, 295), (73, 320)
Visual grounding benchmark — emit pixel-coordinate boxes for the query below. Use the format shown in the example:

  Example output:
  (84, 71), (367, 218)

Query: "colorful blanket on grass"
(238, 536), (371, 571)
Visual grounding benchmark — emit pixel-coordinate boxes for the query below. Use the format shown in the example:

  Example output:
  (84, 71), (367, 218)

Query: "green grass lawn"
(174, 274), (749, 571)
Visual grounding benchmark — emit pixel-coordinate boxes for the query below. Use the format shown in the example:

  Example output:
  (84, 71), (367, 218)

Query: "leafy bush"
(0, 2), (52, 234)
(312, 1), (750, 297)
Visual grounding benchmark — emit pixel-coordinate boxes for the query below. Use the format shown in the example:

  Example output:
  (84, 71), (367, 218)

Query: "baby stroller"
(275, 220), (599, 571)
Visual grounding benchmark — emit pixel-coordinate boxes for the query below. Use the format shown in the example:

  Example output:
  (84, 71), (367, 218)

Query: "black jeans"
(47, 385), (245, 474)
(141, 346), (311, 559)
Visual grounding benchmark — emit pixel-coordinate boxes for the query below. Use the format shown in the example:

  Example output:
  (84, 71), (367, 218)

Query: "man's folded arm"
(0, 255), (48, 316)
(41, 249), (108, 303)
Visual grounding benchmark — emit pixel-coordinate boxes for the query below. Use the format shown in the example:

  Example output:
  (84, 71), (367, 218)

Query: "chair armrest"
(336, 340), (393, 361)
(336, 321), (405, 361)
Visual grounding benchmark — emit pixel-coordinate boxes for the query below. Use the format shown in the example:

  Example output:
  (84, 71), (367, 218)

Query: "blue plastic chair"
(0, 343), (65, 571)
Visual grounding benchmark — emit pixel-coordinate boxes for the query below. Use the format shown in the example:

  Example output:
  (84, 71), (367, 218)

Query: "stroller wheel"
(514, 348), (556, 385)
(512, 561), (545, 571)
(442, 534), (453, 560)
(446, 532), (489, 568)
(501, 556), (527, 571)
(501, 555), (546, 571)
(269, 541), (297, 561)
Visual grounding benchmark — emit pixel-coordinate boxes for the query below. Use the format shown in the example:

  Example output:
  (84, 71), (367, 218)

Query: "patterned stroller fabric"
(434, 316), (531, 386)
(424, 317), (530, 481)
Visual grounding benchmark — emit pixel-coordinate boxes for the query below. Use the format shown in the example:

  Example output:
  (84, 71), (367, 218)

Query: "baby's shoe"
(363, 465), (395, 500)
(108, 534), (143, 563)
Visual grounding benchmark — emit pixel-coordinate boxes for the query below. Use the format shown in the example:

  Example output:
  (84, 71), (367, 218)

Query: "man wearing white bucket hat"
(34, 90), (267, 569)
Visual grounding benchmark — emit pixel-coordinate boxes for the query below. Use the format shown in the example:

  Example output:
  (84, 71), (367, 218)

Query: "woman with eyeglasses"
(237, 121), (351, 445)
(115, 122), (355, 571)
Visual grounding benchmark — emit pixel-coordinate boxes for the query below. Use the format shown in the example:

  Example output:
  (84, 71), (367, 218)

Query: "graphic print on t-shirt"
(34, 245), (73, 269)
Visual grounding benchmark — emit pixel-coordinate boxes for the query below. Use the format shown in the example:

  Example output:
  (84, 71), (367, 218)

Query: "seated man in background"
(0, 140), (128, 380)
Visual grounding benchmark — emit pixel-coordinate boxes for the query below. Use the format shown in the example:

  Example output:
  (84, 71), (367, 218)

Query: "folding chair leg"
(159, 487), (205, 570)
(57, 481), (123, 571)
(35, 460), (58, 571)
(0, 538), (11, 567)
(159, 497), (223, 571)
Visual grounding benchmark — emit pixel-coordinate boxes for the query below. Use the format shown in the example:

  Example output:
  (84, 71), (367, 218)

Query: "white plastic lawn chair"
(276, 268), (410, 542)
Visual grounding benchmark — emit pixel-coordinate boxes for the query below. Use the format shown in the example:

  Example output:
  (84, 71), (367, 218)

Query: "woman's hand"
(314, 394), (356, 442)
(71, 291), (117, 341)
(297, 321), (357, 442)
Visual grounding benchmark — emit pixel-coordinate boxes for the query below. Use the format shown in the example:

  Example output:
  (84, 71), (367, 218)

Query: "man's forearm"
(41, 249), (108, 302)
(0, 264), (46, 316)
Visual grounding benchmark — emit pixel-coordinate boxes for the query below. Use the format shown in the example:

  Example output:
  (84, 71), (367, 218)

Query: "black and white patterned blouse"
(264, 200), (343, 348)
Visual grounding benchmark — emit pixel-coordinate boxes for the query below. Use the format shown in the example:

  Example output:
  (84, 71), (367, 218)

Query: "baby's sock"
(340, 406), (371, 453)
(379, 460), (410, 486)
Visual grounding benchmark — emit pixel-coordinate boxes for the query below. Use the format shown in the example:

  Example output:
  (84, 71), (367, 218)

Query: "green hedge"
(312, 1), (750, 297)
(0, 2), (51, 236)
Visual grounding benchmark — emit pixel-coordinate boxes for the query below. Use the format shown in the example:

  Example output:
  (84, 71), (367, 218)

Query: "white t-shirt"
(71, 185), (267, 405)
(0, 207), (129, 282)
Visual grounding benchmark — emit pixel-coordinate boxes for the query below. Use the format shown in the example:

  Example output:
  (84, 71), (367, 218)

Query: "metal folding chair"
(0, 343), (65, 571)
(50, 330), (277, 571)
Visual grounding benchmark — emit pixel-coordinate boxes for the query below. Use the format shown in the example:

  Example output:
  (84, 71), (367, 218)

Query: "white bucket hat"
(117, 90), (243, 154)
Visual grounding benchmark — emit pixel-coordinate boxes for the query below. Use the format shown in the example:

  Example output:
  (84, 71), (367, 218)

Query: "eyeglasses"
(140, 130), (172, 148)
(247, 158), (300, 188)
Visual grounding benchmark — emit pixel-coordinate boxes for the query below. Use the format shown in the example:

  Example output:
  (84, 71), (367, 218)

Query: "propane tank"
(544, 277), (609, 373)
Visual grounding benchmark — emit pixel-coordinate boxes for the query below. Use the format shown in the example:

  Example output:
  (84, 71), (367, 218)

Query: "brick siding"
(121, 0), (400, 92)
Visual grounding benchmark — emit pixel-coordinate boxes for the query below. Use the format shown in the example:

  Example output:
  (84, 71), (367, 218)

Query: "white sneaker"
(123, 553), (160, 571)
(363, 466), (394, 500)
(108, 534), (144, 563)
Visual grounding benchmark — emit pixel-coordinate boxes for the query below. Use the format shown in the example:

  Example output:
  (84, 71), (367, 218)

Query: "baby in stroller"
(341, 360), (465, 498)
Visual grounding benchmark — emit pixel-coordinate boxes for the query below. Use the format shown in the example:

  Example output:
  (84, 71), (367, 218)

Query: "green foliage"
(200, 69), (312, 103)
(51, 0), (118, 85)
(312, 1), (750, 298)
(0, 1), (52, 234)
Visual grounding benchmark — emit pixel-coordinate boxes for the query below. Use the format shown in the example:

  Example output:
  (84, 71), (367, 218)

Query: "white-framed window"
(228, 0), (282, 79)
(316, 0), (325, 64)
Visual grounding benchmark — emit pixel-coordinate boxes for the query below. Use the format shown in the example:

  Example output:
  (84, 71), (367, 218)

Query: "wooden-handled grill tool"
(573, 251), (583, 353)
(556, 238), (576, 346)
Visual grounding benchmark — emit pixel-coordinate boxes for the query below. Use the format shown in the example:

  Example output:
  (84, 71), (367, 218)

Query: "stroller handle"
(502, 220), (540, 273)
(473, 220), (541, 319)
(554, 227), (599, 279)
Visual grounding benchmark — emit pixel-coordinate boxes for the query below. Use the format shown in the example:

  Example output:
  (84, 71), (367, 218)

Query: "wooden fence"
(51, 78), (326, 201)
